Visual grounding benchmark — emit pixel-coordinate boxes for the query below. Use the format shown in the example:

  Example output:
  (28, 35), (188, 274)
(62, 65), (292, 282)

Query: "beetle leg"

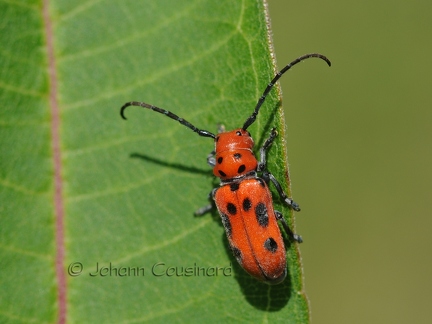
(275, 210), (303, 243)
(258, 128), (277, 172)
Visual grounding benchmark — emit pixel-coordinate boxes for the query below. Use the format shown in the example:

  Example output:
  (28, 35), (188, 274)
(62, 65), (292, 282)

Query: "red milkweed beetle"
(120, 53), (331, 284)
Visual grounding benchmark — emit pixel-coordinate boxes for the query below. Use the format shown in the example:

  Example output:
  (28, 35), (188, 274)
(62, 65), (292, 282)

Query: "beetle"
(120, 53), (331, 284)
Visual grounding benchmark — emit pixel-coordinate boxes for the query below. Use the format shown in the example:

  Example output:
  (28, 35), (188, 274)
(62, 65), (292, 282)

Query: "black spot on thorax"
(237, 164), (246, 174)
(218, 170), (227, 177)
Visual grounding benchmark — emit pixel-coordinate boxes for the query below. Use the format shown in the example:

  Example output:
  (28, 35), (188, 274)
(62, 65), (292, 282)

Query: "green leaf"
(1, 0), (308, 322)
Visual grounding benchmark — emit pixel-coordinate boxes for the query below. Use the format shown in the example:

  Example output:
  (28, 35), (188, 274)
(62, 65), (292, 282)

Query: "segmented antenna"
(120, 101), (215, 139)
(242, 53), (331, 130)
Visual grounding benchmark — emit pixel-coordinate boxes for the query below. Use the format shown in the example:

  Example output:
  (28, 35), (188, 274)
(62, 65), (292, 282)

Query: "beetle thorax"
(213, 129), (258, 180)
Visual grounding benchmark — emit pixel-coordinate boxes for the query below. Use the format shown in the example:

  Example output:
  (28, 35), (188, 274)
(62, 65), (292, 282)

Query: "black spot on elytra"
(255, 202), (269, 227)
(264, 237), (278, 253)
(243, 198), (252, 211)
(218, 170), (227, 177)
(231, 246), (242, 263)
(230, 183), (240, 192)
(227, 203), (237, 215)
(234, 153), (241, 159)
(237, 164), (246, 174)
(220, 213), (232, 237)
(217, 157), (223, 164)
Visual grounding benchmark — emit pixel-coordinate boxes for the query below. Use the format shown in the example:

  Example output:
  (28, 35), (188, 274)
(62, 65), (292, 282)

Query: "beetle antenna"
(242, 53), (331, 131)
(120, 101), (216, 139)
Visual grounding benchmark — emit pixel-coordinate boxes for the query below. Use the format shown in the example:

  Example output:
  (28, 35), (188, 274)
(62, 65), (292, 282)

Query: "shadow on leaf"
(130, 152), (211, 176)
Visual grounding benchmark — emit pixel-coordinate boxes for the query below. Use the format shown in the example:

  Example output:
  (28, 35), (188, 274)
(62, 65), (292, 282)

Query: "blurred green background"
(269, 1), (432, 323)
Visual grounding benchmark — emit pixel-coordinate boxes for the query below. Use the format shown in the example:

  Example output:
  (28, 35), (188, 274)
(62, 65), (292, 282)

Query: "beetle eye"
(236, 131), (242, 136)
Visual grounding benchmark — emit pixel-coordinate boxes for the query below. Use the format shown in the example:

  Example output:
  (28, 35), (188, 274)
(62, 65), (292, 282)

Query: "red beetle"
(121, 53), (331, 284)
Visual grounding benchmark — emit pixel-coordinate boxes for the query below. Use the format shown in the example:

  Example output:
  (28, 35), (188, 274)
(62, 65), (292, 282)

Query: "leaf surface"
(0, 0), (308, 322)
